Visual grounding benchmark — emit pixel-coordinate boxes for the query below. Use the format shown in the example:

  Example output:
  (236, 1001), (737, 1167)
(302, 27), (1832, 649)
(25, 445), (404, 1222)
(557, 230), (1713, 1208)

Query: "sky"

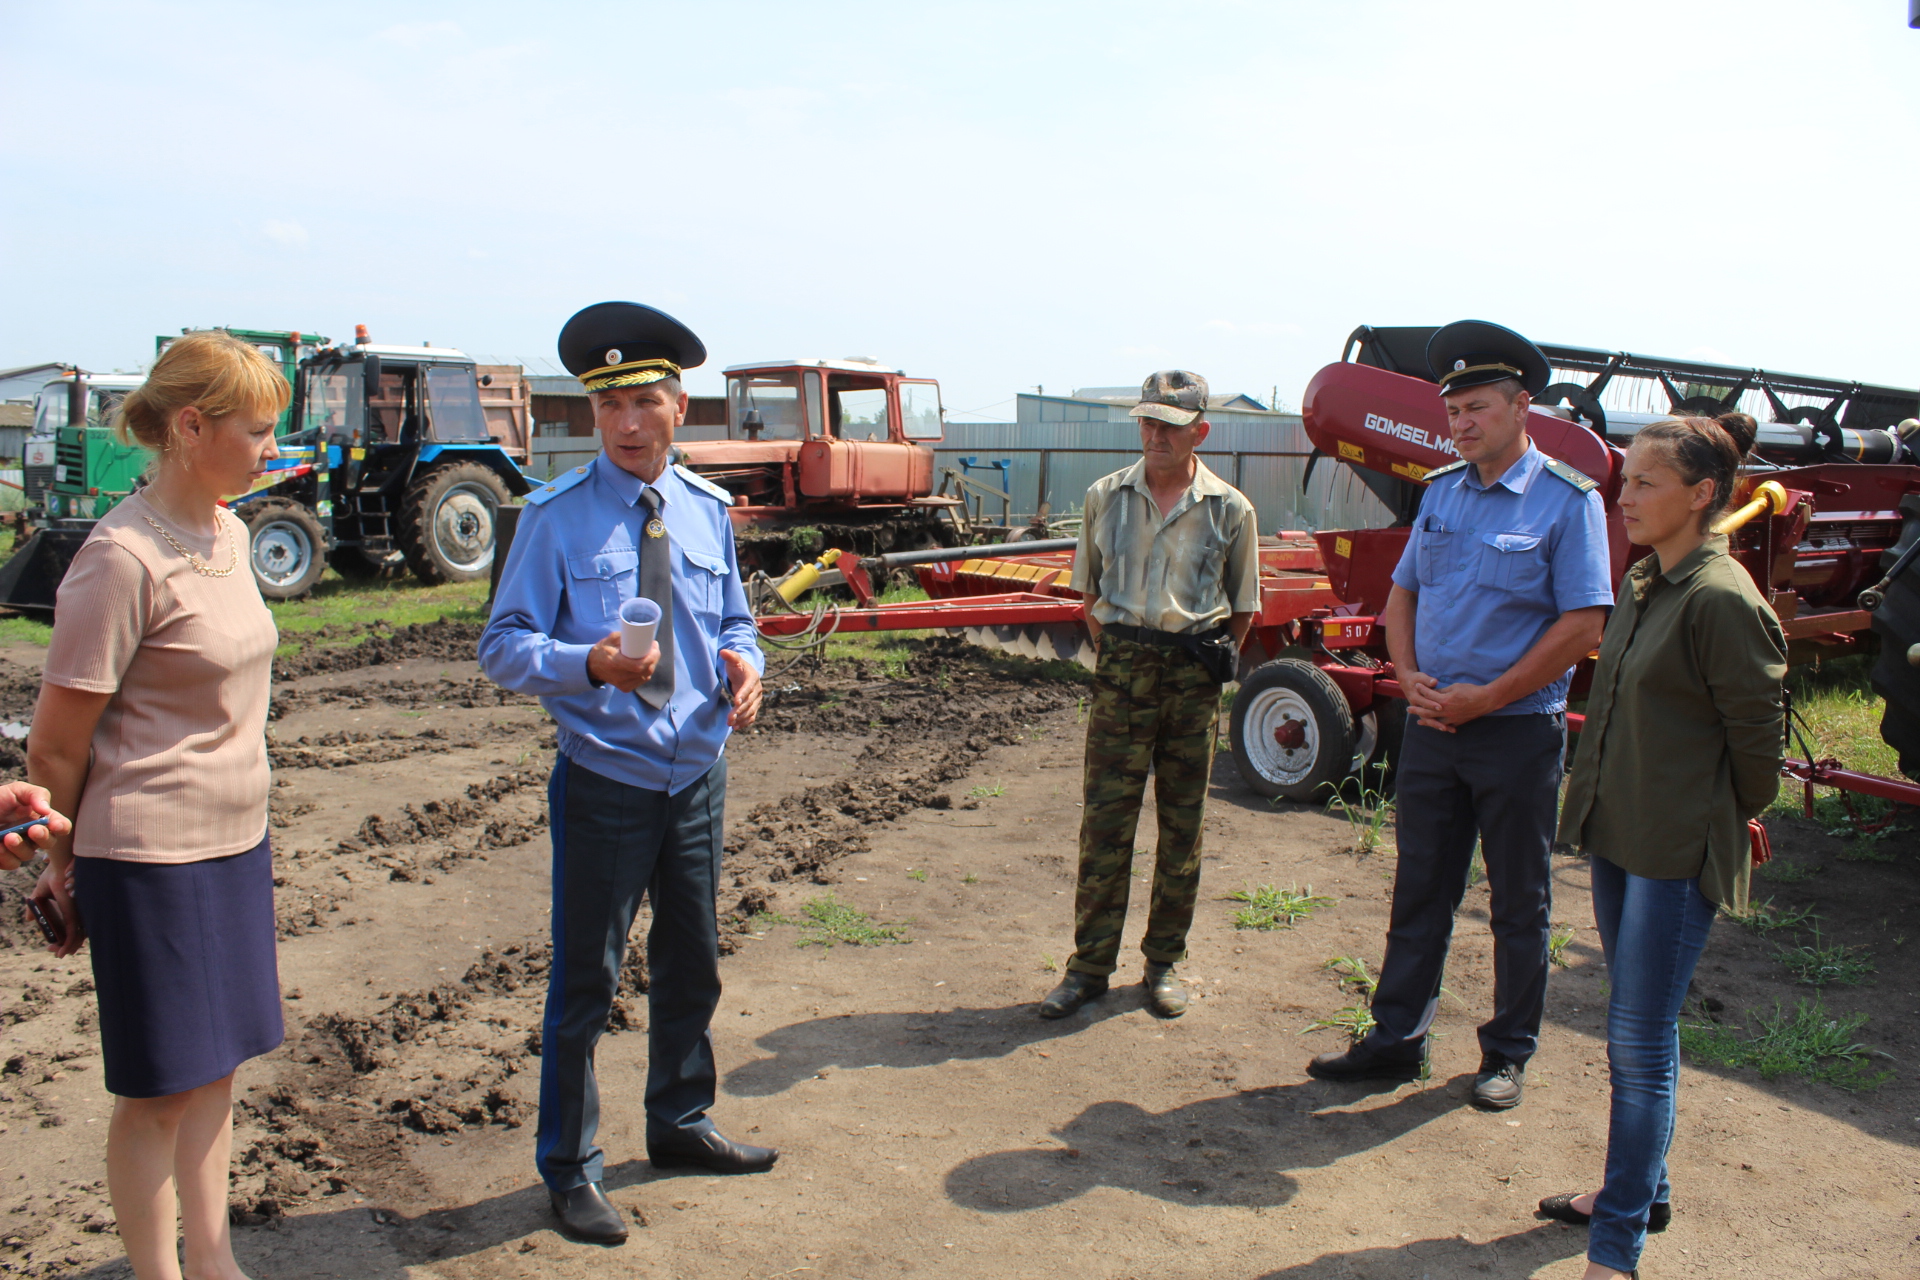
(2, 0), (1916, 418)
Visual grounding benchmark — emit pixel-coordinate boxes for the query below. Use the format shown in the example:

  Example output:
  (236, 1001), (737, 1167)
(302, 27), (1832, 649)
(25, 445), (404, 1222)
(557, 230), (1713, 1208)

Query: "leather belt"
(1101, 622), (1228, 648)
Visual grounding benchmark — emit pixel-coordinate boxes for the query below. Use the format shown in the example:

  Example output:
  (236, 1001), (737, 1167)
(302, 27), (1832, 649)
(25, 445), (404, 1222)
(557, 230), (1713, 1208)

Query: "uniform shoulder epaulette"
(674, 463), (736, 505)
(1424, 459), (1470, 480)
(1542, 457), (1599, 493)
(524, 464), (593, 506)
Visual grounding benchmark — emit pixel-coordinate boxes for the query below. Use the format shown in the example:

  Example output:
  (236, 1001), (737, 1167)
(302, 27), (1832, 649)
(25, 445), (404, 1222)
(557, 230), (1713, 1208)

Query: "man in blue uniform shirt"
(479, 301), (771, 1246)
(1306, 320), (1612, 1111)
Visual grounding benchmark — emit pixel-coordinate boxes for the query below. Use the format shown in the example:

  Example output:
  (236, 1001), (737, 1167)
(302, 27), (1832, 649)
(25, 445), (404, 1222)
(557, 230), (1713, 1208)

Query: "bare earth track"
(0, 622), (1915, 1278)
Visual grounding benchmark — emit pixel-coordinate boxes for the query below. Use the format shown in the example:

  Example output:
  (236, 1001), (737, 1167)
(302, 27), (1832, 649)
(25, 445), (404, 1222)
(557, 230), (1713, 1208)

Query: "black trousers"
(535, 754), (727, 1192)
(1361, 712), (1563, 1067)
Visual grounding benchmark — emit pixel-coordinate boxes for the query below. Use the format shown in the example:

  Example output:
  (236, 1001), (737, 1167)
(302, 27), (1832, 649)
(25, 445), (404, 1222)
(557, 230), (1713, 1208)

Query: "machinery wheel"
(398, 463), (511, 584)
(241, 499), (326, 600)
(1229, 659), (1360, 802)
(327, 546), (406, 581)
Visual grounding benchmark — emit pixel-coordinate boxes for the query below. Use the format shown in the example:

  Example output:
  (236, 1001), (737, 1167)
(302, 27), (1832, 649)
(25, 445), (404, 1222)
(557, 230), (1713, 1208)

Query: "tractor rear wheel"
(1229, 658), (1360, 802)
(241, 499), (326, 600)
(398, 463), (511, 584)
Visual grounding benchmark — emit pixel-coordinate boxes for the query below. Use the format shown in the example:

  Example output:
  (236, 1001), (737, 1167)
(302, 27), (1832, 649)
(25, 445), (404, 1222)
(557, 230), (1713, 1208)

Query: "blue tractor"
(233, 333), (531, 597)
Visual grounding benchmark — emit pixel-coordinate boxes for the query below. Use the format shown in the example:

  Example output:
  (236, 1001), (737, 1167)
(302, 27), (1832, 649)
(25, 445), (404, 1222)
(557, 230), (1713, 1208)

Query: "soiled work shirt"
(1558, 537), (1785, 910)
(1070, 458), (1259, 635)
(1390, 445), (1612, 715)
(478, 455), (765, 796)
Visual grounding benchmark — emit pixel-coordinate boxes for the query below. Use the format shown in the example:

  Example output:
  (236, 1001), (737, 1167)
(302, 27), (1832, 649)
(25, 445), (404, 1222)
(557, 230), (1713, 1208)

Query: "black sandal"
(1537, 1192), (1671, 1232)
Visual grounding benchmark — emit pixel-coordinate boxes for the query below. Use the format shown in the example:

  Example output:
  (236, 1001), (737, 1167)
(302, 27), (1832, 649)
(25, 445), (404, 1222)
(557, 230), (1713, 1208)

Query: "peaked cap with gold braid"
(558, 301), (707, 393)
(1425, 319), (1551, 397)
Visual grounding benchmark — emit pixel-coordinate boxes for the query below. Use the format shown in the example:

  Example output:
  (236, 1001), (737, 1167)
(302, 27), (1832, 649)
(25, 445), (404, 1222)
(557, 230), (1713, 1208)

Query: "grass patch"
(1724, 896), (1819, 934)
(1466, 843), (1487, 888)
(1776, 930), (1876, 987)
(1837, 828), (1905, 863)
(961, 872), (979, 885)
(968, 784), (1005, 799)
(1681, 998), (1890, 1091)
(269, 574), (491, 638)
(1302, 1004), (1376, 1043)
(1228, 883), (1334, 931)
(1322, 955), (1379, 999)
(780, 894), (910, 949)
(906, 868), (928, 882)
(1325, 764), (1394, 855)
(1548, 923), (1577, 968)
(1757, 859), (1823, 884)
(1773, 657), (1900, 820)
(0, 615), (51, 647)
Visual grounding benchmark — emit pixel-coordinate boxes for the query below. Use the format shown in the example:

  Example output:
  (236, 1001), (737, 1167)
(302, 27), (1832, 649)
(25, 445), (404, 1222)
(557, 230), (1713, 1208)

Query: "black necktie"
(637, 486), (675, 709)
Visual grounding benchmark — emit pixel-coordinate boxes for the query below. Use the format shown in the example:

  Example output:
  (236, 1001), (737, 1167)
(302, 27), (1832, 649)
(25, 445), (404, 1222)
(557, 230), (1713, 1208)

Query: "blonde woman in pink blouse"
(29, 330), (285, 1280)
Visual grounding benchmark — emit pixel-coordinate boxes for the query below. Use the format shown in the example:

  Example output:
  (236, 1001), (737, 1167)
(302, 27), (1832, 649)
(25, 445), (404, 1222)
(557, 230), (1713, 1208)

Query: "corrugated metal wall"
(933, 413), (1392, 534)
(615, 390), (1396, 534)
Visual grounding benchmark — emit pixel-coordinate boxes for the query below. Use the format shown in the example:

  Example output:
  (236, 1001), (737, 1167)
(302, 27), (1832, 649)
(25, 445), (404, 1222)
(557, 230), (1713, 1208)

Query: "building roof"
(0, 405), (31, 428)
(1069, 388), (1271, 411)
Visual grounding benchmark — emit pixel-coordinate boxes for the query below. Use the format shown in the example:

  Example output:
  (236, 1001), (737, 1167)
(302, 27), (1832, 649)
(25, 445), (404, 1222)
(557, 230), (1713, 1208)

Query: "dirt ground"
(0, 623), (1915, 1279)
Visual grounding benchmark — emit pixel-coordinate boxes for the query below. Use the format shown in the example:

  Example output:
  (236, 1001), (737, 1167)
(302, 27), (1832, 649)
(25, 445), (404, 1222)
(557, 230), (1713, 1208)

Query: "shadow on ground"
(724, 995), (1134, 1096)
(945, 1076), (1468, 1212)
(1253, 1223), (1586, 1277)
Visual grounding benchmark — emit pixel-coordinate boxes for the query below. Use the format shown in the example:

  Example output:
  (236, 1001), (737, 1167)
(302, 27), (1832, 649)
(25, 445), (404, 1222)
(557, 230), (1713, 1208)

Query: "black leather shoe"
(1537, 1191), (1671, 1233)
(1471, 1052), (1525, 1111)
(1038, 971), (1108, 1019)
(647, 1129), (778, 1174)
(1305, 1042), (1424, 1083)
(1144, 962), (1187, 1018)
(548, 1181), (627, 1244)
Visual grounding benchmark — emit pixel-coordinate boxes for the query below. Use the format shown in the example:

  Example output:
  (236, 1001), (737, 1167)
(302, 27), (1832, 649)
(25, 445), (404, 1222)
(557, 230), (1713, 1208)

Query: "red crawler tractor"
(757, 326), (1920, 813)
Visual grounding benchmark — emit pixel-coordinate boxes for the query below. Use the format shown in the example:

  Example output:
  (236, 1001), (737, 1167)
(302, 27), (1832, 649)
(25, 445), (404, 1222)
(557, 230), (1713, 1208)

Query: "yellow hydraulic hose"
(1712, 480), (1789, 536)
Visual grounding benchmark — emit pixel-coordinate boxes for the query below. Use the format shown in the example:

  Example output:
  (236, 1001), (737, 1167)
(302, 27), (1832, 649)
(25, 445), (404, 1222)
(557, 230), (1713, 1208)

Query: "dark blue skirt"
(73, 832), (284, 1098)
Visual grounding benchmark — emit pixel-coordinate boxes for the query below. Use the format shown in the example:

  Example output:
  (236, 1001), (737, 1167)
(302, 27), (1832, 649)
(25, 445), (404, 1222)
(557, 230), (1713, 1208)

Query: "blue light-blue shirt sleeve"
(478, 502), (599, 696)
(1552, 488), (1614, 614)
(714, 518), (765, 676)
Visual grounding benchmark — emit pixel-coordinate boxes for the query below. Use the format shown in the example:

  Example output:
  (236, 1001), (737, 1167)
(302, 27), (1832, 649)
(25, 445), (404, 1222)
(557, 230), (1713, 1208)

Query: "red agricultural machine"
(679, 358), (962, 573)
(756, 325), (1920, 815)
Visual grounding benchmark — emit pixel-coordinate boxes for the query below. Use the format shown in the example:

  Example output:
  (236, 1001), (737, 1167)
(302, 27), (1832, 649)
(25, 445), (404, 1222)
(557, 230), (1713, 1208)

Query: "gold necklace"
(140, 513), (239, 577)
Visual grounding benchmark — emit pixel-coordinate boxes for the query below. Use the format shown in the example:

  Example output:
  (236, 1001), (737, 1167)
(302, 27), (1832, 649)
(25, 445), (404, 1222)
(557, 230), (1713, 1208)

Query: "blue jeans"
(1587, 853), (1717, 1273)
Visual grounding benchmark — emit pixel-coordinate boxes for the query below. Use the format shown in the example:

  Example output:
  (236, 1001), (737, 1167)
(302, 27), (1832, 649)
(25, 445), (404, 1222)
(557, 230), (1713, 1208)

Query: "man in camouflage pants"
(1040, 369), (1260, 1021)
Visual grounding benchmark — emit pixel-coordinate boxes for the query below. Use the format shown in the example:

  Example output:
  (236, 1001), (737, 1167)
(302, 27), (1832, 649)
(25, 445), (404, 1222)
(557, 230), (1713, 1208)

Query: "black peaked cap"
(558, 302), (707, 386)
(1425, 320), (1550, 396)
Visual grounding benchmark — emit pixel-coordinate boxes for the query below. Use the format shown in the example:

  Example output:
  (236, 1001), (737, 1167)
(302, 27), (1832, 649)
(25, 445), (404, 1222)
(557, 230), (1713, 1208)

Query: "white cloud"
(262, 220), (308, 247)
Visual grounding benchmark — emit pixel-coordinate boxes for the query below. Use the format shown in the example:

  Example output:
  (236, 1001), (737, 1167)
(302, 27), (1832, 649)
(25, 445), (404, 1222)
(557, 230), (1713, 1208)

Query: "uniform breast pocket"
(680, 545), (729, 614)
(1415, 531), (1457, 587)
(566, 548), (638, 621)
(1475, 531), (1549, 594)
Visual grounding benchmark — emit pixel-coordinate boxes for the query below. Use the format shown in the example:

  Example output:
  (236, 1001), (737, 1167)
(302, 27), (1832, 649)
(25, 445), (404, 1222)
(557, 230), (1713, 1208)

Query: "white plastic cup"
(619, 597), (661, 659)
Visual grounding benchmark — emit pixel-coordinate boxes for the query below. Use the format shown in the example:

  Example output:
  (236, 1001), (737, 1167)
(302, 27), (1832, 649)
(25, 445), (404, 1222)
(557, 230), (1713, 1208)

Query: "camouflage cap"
(1129, 369), (1210, 427)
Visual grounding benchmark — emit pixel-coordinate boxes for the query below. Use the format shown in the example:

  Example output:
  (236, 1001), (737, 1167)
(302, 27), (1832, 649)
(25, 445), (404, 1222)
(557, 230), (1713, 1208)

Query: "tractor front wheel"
(398, 463), (511, 584)
(241, 499), (327, 600)
(1229, 659), (1360, 802)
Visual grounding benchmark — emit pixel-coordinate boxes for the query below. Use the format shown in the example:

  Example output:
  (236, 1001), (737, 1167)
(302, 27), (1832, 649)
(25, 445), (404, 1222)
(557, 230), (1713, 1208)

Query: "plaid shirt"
(1070, 458), (1260, 635)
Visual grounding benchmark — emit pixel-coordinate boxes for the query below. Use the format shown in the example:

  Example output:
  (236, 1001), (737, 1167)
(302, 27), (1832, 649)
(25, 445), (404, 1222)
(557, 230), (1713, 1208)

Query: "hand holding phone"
(3, 889), (63, 947)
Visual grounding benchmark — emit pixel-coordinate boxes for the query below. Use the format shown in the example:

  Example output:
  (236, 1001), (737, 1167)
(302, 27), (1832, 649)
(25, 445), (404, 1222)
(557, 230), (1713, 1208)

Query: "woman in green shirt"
(1540, 415), (1785, 1280)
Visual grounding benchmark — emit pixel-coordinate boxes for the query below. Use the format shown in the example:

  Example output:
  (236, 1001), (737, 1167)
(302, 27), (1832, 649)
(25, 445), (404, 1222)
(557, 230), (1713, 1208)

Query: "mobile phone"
(13, 892), (61, 947)
(0, 817), (51, 849)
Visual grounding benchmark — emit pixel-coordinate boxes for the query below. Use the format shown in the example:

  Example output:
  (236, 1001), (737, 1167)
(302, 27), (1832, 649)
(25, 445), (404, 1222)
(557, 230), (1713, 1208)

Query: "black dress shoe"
(548, 1181), (627, 1244)
(647, 1129), (778, 1174)
(1537, 1191), (1671, 1233)
(1471, 1052), (1525, 1111)
(1038, 971), (1108, 1019)
(1305, 1043), (1424, 1083)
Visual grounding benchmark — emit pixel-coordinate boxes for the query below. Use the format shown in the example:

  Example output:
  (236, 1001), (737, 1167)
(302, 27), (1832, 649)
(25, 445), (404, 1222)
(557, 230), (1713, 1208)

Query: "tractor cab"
(722, 358), (944, 445)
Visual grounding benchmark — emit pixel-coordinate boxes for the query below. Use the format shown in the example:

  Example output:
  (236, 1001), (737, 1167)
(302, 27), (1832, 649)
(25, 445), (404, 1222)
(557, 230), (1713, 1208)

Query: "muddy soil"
(0, 624), (1915, 1279)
